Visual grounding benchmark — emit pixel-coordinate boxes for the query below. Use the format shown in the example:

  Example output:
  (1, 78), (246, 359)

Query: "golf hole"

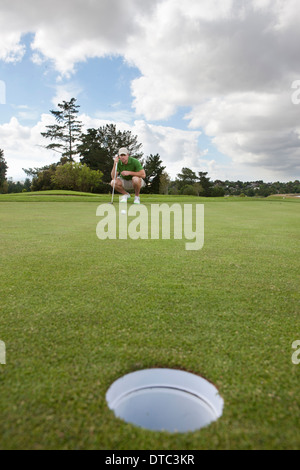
(106, 368), (224, 433)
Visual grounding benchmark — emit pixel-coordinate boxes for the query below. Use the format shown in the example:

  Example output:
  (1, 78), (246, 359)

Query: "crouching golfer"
(111, 147), (146, 204)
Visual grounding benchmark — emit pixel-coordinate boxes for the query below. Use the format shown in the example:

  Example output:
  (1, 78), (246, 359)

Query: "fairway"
(0, 192), (299, 450)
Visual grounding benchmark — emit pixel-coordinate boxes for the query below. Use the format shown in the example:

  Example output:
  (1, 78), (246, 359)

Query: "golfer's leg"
(111, 178), (127, 195)
(132, 177), (142, 196)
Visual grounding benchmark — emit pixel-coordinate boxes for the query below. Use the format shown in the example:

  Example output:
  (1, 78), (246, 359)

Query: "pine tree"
(96, 124), (143, 161)
(144, 154), (166, 193)
(41, 98), (83, 162)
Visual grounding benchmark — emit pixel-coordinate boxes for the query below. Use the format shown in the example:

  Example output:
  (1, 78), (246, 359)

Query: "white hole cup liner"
(106, 368), (224, 433)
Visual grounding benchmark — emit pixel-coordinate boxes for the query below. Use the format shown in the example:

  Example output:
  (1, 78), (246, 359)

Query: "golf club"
(111, 156), (118, 204)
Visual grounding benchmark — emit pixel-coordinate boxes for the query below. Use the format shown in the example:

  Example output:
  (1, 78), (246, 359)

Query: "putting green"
(0, 192), (299, 449)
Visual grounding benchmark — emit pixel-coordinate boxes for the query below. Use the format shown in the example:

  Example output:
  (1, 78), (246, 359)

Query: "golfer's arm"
(130, 169), (146, 178)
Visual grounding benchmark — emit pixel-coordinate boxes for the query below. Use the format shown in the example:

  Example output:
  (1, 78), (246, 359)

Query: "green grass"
(0, 191), (299, 449)
(0, 189), (104, 202)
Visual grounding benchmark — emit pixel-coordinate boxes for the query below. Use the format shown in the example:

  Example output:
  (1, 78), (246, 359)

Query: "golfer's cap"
(119, 147), (129, 155)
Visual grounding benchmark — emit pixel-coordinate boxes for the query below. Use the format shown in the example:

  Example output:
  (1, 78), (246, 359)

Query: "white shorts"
(118, 177), (146, 191)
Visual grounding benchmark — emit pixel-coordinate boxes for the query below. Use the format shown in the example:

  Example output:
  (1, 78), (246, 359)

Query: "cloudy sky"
(0, 0), (300, 183)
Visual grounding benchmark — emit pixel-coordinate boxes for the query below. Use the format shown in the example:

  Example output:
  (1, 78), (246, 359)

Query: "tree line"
(0, 98), (299, 196)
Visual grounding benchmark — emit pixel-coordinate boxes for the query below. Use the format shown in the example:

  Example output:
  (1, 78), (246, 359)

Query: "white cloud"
(51, 83), (84, 107)
(0, 115), (59, 180)
(0, 32), (25, 63)
(27, 0), (159, 76)
(127, 0), (300, 117)
(186, 90), (300, 179)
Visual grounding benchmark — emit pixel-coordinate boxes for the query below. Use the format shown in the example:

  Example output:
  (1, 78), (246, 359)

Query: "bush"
(211, 186), (225, 197)
(181, 184), (198, 196)
(51, 162), (103, 193)
(31, 166), (57, 191)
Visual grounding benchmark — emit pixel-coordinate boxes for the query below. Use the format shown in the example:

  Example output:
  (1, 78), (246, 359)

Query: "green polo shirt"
(117, 156), (143, 181)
